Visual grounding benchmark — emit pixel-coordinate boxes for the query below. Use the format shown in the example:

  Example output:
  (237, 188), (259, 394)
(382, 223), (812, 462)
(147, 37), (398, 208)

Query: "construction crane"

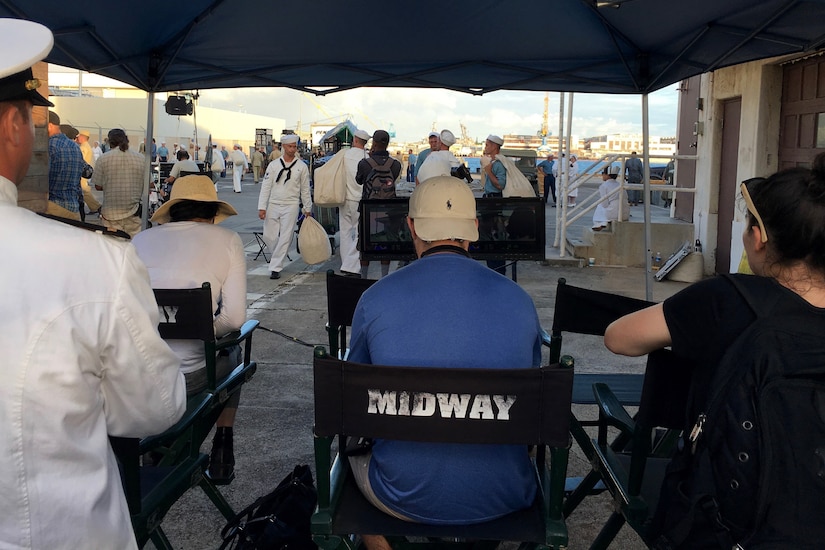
(540, 92), (549, 142)
(459, 122), (471, 146)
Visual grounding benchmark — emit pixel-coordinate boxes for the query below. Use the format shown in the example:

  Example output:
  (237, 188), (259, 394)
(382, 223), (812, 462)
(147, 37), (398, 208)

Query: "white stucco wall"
(693, 58), (783, 274)
(49, 96), (285, 154)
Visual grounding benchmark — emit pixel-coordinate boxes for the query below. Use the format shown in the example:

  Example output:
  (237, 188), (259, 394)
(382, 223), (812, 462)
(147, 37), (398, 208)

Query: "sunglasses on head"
(740, 177), (768, 243)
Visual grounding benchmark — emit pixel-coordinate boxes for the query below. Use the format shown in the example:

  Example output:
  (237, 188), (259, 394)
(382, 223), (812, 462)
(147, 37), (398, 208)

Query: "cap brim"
(29, 89), (53, 107)
(413, 217), (478, 242)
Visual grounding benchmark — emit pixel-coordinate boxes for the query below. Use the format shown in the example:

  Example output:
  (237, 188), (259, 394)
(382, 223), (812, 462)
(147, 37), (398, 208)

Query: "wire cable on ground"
(258, 325), (319, 348)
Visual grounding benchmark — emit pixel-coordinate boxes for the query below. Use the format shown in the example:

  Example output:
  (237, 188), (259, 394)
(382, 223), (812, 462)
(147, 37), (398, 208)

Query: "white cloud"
(197, 84), (679, 143)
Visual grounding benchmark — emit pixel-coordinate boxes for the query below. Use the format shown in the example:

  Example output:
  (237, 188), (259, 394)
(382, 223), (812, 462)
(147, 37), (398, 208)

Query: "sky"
(195, 84), (680, 144)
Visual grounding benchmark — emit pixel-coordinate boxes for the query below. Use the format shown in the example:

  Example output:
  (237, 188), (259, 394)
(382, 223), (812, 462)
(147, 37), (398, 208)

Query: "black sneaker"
(270, 271), (280, 279)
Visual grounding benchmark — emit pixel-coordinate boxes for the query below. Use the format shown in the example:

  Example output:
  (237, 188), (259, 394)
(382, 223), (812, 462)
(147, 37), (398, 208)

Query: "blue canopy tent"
(10, 0), (824, 95)
(7, 0), (825, 294)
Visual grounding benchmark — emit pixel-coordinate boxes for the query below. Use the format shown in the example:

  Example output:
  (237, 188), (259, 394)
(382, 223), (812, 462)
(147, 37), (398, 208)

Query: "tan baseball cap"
(409, 176), (478, 242)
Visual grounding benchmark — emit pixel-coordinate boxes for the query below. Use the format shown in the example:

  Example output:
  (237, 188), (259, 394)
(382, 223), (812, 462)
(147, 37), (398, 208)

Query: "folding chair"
(544, 278), (655, 517)
(252, 232), (270, 262)
(325, 269), (377, 359)
(588, 349), (692, 549)
(311, 346), (575, 550)
(111, 283), (259, 548)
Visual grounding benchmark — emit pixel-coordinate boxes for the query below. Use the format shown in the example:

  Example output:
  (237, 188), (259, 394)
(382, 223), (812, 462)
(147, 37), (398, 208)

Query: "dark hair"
(176, 149), (189, 160)
(745, 152), (825, 273)
(168, 200), (220, 222)
(108, 129), (129, 151)
(602, 166), (618, 179)
(0, 100), (30, 123)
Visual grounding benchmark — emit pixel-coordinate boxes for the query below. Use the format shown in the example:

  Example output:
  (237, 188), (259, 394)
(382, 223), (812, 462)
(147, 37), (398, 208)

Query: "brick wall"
(16, 61), (49, 211)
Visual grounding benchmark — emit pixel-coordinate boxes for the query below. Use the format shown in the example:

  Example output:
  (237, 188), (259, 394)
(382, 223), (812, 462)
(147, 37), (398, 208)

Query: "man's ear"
(406, 217), (417, 239)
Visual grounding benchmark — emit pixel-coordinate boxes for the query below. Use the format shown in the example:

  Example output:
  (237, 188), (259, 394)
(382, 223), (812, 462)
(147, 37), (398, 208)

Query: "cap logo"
(25, 78), (40, 91)
(446, 199), (452, 210)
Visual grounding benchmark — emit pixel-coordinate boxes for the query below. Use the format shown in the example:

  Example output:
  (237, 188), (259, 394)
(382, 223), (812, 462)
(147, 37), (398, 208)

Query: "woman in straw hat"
(132, 174), (246, 482)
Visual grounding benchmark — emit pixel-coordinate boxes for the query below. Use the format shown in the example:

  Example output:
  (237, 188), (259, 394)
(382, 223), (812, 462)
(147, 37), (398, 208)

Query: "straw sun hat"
(150, 175), (238, 224)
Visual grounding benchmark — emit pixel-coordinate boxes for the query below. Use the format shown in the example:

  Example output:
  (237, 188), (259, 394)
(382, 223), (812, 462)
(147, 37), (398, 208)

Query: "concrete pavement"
(151, 170), (691, 549)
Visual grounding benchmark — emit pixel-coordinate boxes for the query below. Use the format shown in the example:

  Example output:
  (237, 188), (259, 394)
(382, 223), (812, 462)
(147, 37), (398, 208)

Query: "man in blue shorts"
(348, 175), (543, 550)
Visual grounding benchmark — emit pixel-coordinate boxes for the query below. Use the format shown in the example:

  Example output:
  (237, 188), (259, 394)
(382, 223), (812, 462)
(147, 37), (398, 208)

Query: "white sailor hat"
(0, 19), (54, 107)
(354, 129), (371, 142)
(281, 134), (299, 144)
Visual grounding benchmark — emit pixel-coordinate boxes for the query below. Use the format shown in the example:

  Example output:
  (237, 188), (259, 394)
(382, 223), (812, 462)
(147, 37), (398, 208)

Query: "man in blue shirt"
(46, 111), (83, 220)
(157, 141), (169, 162)
(481, 134), (506, 197)
(406, 148), (416, 182)
(481, 134), (508, 274)
(348, 176), (542, 550)
(537, 152), (556, 205)
(413, 131), (439, 185)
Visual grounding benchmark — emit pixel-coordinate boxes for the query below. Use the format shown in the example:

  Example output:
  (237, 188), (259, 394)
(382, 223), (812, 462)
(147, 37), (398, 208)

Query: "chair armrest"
(140, 392), (213, 453)
(540, 327), (552, 348)
(593, 382), (636, 444)
(215, 319), (260, 350)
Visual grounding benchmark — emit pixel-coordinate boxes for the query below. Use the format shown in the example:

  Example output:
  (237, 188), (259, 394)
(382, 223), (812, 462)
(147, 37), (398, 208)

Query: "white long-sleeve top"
(132, 221), (247, 374)
(257, 155), (312, 210)
(0, 176), (186, 549)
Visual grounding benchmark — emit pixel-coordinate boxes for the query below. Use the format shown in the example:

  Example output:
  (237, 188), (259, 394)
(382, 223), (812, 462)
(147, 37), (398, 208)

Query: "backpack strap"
(366, 156), (392, 171)
(721, 273), (784, 319)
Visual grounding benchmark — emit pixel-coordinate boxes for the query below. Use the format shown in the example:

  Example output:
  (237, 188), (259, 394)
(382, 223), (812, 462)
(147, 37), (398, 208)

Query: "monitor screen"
(359, 197), (545, 261)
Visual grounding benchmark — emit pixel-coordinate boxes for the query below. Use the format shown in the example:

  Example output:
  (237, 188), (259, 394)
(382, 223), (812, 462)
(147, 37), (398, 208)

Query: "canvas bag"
(498, 155), (536, 197)
(298, 215), (332, 265)
(313, 149), (347, 207)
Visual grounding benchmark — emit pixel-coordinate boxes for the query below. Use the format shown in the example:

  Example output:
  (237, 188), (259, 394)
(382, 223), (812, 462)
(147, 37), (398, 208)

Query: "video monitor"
(359, 197), (545, 261)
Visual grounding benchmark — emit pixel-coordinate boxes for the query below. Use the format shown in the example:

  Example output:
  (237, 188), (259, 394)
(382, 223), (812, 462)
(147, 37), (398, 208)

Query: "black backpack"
(219, 464), (318, 550)
(363, 157), (397, 199)
(653, 275), (825, 549)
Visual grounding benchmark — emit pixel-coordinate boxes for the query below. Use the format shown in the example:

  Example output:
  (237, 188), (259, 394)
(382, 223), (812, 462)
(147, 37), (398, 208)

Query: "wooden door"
(779, 56), (825, 169)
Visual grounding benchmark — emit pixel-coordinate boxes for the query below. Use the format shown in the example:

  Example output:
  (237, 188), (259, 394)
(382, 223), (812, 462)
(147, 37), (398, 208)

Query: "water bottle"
(694, 239), (702, 253)
(653, 251), (662, 271)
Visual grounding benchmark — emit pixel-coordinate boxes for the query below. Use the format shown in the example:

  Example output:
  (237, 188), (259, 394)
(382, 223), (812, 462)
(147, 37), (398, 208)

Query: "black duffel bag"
(219, 464), (318, 550)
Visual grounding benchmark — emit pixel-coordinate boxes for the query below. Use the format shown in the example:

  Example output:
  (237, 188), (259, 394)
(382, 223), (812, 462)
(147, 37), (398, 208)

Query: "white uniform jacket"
(416, 150), (460, 183)
(257, 156), (312, 210)
(0, 177), (187, 549)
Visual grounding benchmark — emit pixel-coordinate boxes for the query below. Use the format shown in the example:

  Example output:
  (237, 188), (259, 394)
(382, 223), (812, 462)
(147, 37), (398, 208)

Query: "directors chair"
(588, 348), (692, 549)
(325, 269), (377, 359)
(111, 283), (259, 548)
(311, 346), (575, 550)
(545, 277), (655, 517)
